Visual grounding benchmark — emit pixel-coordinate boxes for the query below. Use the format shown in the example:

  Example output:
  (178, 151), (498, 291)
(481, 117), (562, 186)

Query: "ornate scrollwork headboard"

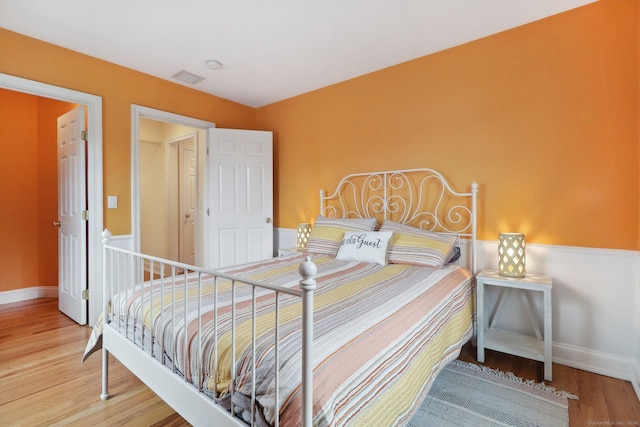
(319, 168), (478, 272)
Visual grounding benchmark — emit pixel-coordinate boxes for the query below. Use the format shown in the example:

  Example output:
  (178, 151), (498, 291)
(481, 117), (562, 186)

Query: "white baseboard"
(553, 341), (636, 382)
(633, 361), (640, 401)
(0, 286), (58, 305)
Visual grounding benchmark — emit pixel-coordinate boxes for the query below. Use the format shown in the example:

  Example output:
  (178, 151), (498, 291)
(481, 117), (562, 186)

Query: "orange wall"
(0, 90), (73, 291)
(256, 0), (639, 250)
(0, 28), (257, 235)
(0, 90), (39, 292)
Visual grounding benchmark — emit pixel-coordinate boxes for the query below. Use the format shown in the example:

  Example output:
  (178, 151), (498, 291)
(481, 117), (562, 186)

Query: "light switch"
(107, 196), (118, 209)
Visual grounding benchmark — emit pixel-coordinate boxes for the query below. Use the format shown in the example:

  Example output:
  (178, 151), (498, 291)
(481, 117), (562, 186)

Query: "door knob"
(265, 217), (272, 223)
(52, 221), (61, 227)
(185, 213), (191, 218)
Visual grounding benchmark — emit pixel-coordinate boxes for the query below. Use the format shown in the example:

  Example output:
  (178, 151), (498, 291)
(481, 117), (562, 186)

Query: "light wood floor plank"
(0, 299), (190, 427)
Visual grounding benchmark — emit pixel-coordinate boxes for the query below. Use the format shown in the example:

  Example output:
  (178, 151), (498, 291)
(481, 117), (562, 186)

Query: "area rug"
(408, 360), (578, 427)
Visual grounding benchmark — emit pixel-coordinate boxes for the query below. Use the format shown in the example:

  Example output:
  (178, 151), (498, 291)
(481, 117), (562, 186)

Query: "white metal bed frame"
(98, 168), (478, 427)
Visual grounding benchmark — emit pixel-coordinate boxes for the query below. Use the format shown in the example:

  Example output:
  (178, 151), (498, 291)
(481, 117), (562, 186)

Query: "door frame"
(131, 105), (214, 265)
(0, 73), (103, 326)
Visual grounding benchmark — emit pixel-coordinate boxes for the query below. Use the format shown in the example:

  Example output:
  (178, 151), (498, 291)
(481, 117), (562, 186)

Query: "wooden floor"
(0, 298), (189, 427)
(1, 298), (638, 426)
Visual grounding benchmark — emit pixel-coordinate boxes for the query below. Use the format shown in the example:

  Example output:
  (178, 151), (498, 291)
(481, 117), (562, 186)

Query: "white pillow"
(335, 231), (393, 266)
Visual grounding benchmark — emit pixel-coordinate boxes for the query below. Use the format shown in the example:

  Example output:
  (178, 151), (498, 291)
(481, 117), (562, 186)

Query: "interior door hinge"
(81, 130), (87, 141)
(82, 210), (89, 221)
(82, 289), (89, 300)
(206, 208), (210, 216)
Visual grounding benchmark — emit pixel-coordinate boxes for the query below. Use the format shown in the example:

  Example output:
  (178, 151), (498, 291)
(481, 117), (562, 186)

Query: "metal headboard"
(319, 168), (478, 273)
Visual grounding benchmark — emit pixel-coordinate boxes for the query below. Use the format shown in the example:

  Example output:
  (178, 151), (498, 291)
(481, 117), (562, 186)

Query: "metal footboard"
(100, 229), (316, 427)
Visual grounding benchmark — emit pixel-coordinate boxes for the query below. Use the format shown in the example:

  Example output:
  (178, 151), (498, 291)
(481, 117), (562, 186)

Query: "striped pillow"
(305, 216), (377, 256)
(380, 220), (457, 268)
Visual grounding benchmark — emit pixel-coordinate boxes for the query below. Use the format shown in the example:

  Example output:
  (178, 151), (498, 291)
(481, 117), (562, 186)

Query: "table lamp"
(498, 232), (526, 277)
(297, 223), (312, 251)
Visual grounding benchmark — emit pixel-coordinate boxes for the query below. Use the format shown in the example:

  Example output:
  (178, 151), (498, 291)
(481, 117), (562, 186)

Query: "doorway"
(0, 73), (103, 326)
(132, 105), (212, 267)
(138, 116), (203, 266)
(132, 105), (274, 270)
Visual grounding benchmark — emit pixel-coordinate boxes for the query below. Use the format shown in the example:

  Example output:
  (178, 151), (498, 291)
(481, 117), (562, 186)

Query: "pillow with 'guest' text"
(335, 231), (393, 266)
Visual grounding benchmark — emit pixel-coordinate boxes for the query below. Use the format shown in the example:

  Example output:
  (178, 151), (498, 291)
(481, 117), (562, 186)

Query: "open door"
(56, 107), (87, 325)
(206, 129), (273, 268)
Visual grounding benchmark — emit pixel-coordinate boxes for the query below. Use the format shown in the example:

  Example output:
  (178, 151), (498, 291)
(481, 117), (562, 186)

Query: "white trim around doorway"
(0, 73), (104, 326)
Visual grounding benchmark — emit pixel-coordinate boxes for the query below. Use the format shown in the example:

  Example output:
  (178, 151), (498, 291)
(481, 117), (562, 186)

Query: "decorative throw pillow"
(380, 220), (457, 268)
(305, 216), (377, 256)
(335, 231), (393, 266)
(445, 246), (461, 264)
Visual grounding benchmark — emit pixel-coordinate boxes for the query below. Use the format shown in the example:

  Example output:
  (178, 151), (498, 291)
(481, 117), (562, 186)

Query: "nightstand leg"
(543, 287), (552, 381)
(476, 279), (485, 363)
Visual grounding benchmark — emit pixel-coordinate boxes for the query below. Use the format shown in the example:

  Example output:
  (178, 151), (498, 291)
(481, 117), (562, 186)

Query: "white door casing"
(57, 107), (87, 325)
(179, 141), (196, 265)
(0, 73), (103, 327)
(206, 129), (273, 268)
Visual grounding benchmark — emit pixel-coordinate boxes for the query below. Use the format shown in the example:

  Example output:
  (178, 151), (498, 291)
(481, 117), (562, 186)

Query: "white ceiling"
(1, 0), (596, 108)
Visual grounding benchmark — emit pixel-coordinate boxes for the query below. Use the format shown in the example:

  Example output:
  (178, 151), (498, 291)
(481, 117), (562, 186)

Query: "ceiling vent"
(172, 70), (205, 85)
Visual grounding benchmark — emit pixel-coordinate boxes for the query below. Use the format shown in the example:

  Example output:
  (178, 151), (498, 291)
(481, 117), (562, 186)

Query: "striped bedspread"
(100, 253), (474, 426)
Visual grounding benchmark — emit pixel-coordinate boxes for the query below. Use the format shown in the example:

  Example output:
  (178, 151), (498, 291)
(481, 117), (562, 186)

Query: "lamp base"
(498, 270), (526, 278)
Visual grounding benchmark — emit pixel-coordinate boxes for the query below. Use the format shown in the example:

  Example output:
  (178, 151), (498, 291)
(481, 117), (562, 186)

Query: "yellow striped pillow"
(305, 216), (377, 256)
(380, 220), (457, 268)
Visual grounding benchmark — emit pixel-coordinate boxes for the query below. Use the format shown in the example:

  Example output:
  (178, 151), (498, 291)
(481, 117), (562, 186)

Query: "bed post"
(299, 256), (317, 427)
(471, 182), (478, 275)
(100, 228), (112, 401)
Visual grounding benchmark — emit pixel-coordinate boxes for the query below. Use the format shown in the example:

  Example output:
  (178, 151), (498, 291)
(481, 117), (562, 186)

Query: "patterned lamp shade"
(297, 223), (312, 251)
(498, 233), (526, 277)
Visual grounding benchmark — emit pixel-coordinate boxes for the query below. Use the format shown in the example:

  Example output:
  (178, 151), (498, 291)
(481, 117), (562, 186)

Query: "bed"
(87, 168), (478, 427)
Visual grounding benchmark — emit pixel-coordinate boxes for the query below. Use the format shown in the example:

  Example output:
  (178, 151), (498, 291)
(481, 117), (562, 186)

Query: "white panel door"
(206, 129), (273, 268)
(179, 142), (196, 265)
(57, 107), (87, 325)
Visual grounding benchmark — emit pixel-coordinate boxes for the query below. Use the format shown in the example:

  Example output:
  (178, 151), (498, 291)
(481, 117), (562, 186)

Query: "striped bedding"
(100, 253), (474, 426)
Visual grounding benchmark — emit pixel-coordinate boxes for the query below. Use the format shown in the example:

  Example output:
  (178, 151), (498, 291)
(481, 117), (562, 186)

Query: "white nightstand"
(277, 247), (299, 257)
(476, 269), (553, 381)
